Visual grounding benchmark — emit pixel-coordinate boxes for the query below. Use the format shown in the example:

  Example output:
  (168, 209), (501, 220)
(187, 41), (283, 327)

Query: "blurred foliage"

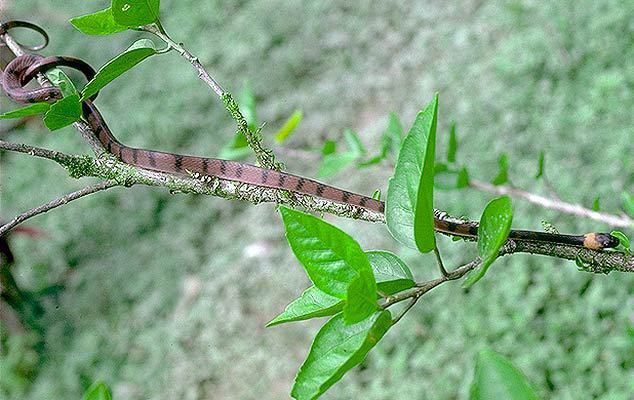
(1, 0), (633, 399)
(0, 327), (39, 399)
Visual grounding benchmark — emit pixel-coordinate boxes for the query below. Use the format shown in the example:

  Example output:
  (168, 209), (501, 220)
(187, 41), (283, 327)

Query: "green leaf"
(81, 39), (157, 101)
(447, 122), (457, 163)
(46, 69), (79, 98)
(470, 349), (540, 400)
(70, 7), (128, 35)
(238, 82), (258, 131)
(386, 94), (438, 251)
(0, 103), (50, 119)
(317, 152), (357, 178)
(343, 129), (366, 156)
(367, 250), (415, 294)
(218, 143), (252, 160)
(492, 154), (509, 185)
(344, 275), (380, 324)
(592, 197), (600, 211)
(358, 154), (385, 167)
(219, 131), (250, 159)
(413, 94), (438, 254)
(268, 251), (413, 327)
(275, 109), (302, 142)
(457, 167), (470, 188)
(610, 230), (631, 254)
(111, 0), (160, 27)
(372, 190), (381, 201)
(82, 381), (113, 400)
(622, 192), (634, 218)
(267, 286), (343, 327)
(291, 311), (392, 400)
(279, 207), (377, 323)
(434, 164), (470, 190)
(385, 112), (403, 158)
(535, 151), (544, 180)
(43, 94), (82, 130)
(321, 139), (336, 156)
(463, 196), (513, 287)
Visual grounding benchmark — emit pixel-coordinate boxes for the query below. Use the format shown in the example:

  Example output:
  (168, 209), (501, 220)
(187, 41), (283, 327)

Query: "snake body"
(1, 50), (620, 250)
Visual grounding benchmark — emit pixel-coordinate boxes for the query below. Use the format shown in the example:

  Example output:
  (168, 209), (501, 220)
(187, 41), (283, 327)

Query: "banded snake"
(0, 21), (620, 250)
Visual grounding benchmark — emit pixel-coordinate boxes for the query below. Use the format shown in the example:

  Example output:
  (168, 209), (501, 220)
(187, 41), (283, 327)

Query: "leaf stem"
(434, 247), (448, 277)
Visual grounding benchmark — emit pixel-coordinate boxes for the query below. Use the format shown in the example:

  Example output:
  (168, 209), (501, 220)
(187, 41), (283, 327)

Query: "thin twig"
(142, 22), (283, 171)
(392, 295), (421, 324)
(433, 247), (448, 277)
(384, 259), (481, 309)
(469, 179), (633, 229)
(0, 180), (118, 237)
(144, 21), (224, 98)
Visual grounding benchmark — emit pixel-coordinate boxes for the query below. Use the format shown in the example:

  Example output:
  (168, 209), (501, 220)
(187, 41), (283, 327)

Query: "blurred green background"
(1, 0), (633, 399)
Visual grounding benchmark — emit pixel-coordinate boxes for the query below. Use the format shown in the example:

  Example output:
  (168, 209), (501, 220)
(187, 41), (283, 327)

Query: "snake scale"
(0, 21), (620, 250)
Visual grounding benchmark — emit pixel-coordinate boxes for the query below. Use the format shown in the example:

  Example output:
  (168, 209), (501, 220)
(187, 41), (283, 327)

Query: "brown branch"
(0, 180), (118, 237)
(1, 24), (631, 273)
(469, 179), (633, 229)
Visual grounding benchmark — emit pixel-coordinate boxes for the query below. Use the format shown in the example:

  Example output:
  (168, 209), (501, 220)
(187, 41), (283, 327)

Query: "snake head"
(583, 232), (621, 250)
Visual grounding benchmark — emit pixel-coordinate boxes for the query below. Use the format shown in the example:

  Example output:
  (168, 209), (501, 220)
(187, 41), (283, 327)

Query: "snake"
(0, 21), (620, 250)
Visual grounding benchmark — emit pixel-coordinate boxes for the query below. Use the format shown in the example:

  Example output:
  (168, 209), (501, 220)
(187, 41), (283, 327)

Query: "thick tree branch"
(1, 25), (631, 273)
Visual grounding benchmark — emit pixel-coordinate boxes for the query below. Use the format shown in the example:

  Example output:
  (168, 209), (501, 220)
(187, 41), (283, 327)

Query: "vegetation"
(1, 0), (632, 399)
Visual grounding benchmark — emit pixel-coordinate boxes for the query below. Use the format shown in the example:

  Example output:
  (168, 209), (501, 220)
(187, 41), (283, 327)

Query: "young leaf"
(279, 207), (377, 322)
(268, 252), (413, 327)
(535, 151), (545, 180)
(434, 164), (470, 190)
(70, 7), (128, 36)
(343, 129), (366, 156)
(492, 154), (509, 185)
(46, 69), (79, 98)
(622, 192), (634, 218)
(357, 153), (385, 167)
(291, 311), (392, 400)
(275, 109), (303, 142)
(81, 40), (157, 101)
(267, 286), (343, 327)
(372, 190), (381, 201)
(317, 152), (357, 178)
(457, 167), (470, 188)
(43, 94), (82, 131)
(470, 349), (539, 400)
(413, 93), (439, 255)
(344, 275), (380, 324)
(238, 82), (258, 131)
(385, 112), (403, 158)
(592, 197), (600, 211)
(0, 103), (50, 119)
(463, 196), (513, 287)
(218, 134), (251, 160)
(610, 230), (631, 254)
(447, 122), (457, 163)
(82, 381), (113, 400)
(111, 0), (160, 27)
(367, 250), (415, 294)
(321, 139), (336, 156)
(386, 94), (438, 251)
